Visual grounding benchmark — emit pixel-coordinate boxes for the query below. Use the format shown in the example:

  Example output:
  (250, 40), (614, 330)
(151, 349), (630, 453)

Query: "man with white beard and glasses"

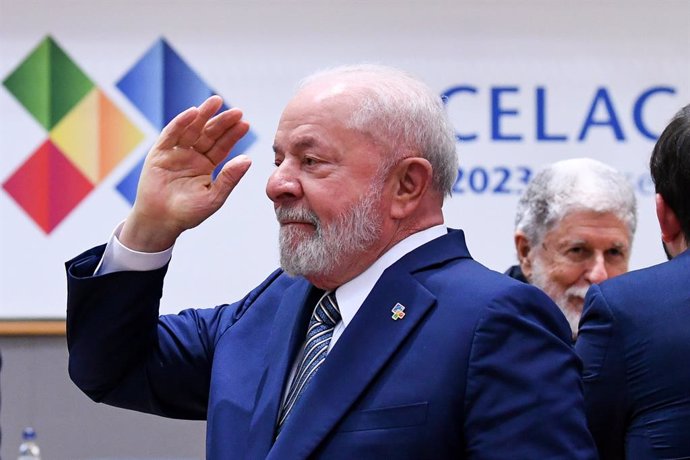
(65, 64), (596, 459)
(506, 158), (637, 341)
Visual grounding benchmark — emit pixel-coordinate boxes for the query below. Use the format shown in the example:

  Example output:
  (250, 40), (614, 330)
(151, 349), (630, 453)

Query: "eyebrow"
(609, 242), (628, 250)
(558, 240), (629, 250)
(273, 136), (320, 154)
(556, 239), (586, 249)
(557, 238), (629, 248)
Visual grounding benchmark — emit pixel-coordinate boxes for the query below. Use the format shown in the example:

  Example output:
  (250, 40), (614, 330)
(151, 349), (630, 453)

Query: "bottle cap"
(22, 426), (36, 440)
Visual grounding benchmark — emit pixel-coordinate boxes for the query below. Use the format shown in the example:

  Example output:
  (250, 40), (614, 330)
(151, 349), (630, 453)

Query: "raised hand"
(119, 96), (252, 252)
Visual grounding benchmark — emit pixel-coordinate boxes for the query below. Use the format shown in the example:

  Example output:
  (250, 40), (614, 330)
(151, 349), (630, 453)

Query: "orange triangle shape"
(98, 91), (146, 180)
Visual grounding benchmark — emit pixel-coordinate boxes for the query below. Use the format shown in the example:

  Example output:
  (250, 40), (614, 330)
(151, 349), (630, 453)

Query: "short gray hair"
(515, 158), (637, 244)
(298, 64), (458, 197)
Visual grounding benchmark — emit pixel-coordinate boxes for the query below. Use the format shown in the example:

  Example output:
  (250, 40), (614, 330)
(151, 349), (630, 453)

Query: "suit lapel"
(245, 280), (321, 459)
(267, 229), (472, 459)
(269, 268), (437, 459)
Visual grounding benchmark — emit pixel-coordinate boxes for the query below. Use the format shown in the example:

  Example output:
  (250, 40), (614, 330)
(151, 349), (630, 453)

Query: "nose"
(266, 161), (302, 205)
(585, 253), (609, 284)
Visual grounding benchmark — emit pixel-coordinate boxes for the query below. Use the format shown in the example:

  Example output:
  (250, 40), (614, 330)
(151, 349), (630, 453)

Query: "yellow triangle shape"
(49, 89), (99, 183)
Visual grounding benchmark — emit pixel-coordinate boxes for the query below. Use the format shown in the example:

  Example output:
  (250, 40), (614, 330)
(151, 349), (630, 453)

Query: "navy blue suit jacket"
(67, 229), (595, 459)
(576, 249), (690, 459)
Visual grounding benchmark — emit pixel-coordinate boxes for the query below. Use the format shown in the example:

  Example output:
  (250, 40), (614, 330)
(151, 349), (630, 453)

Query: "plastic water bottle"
(17, 427), (41, 460)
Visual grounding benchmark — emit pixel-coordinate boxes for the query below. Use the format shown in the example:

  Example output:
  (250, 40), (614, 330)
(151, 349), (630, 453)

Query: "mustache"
(565, 284), (590, 301)
(275, 206), (320, 226)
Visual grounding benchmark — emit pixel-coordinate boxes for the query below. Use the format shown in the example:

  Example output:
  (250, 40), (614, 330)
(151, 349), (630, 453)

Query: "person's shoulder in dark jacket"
(504, 264), (528, 283)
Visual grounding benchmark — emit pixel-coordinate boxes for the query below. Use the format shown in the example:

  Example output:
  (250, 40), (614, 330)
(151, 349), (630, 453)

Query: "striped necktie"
(276, 291), (341, 431)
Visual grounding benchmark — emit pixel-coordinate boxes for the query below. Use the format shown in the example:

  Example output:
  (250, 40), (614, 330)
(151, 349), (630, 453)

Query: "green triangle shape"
(2, 36), (94, 130)
(3, 37), (51, 129)
(47, 37), (94, 128)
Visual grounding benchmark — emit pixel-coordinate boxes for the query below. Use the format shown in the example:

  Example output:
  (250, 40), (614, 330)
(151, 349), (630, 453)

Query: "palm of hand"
(121, 96), (251, 251)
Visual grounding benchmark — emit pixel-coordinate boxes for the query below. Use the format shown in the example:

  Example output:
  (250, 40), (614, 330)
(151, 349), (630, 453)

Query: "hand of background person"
(119, 96), (251, 252)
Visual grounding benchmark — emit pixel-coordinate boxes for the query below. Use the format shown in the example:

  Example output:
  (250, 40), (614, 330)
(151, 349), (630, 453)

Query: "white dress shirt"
(327, 224), (446, 349)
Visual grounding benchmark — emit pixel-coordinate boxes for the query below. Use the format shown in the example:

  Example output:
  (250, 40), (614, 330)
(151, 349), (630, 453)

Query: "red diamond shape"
(3, 140), (94, 233)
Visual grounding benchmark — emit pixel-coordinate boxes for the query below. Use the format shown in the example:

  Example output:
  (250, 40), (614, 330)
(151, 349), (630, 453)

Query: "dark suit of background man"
(66, 64), (596, 459)
(577, 103), (690, 459)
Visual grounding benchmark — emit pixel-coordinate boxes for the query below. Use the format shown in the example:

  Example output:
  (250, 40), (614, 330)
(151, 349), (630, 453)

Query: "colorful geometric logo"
(2, 36), (145, 233)
(391, 303), (406, 320)
(2, 36), (256, 234)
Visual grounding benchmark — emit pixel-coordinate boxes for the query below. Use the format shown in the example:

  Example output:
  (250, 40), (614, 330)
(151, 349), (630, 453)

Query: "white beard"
(276, 185), (382, 278)
(530, 258), (589, 340)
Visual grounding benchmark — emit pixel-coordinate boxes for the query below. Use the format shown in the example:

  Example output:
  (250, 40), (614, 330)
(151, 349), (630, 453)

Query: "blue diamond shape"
(116, 154), (145, 206)
(115, 37), (257, 205)
(117, 38), (223, 129)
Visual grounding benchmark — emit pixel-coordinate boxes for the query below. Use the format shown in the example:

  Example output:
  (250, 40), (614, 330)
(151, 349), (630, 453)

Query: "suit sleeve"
(575, 284), (628, 460)
(463, 283), (597, 459)
(66, 245), (243, 419)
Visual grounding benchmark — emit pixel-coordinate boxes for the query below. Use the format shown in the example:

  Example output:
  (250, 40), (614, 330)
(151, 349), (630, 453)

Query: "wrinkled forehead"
(543, 209), (632, 245)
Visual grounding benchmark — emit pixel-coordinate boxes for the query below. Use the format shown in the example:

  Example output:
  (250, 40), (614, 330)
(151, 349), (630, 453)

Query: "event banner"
(1, 0), (688, 318)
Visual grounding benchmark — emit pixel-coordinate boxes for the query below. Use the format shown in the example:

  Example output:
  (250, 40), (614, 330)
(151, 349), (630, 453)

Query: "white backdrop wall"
(1, 0), (689, 319)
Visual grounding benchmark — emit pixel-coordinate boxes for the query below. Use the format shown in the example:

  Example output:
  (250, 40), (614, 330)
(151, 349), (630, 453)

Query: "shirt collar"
(333, 225), (447, 328)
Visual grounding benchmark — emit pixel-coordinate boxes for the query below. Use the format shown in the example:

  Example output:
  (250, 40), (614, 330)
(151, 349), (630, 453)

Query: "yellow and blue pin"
(391, 303), (406, 320)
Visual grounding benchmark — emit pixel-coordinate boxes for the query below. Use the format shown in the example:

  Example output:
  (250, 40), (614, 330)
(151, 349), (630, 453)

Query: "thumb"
(211, 154), (252, 203)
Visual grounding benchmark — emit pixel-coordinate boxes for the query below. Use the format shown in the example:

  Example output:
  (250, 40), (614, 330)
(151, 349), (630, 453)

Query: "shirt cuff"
(95, 221), (174, 275)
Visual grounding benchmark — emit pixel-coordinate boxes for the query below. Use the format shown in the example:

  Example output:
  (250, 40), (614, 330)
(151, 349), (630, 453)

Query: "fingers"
(177, 96), (224, 148)
(192, 108), (245, 155)
(154, 95), (224, 151)
(211, 155), (253, 205)
(152, 96), (250, 177)
(155, 106), (200, 150)
(205, 118), (251, 165)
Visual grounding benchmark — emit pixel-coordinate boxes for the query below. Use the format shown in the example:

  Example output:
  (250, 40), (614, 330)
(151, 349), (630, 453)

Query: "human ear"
(656, 193), (682, 244)
(514, 232), (534, 280)
(389, 157), (434, 219)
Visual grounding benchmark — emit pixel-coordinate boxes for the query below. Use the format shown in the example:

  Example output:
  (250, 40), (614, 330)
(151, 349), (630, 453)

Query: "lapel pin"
(391, 303), (406, 320)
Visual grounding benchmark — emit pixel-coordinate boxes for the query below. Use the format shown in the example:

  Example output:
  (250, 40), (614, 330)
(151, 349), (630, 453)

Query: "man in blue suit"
(66, 64), (596, 458)
(576, 104), (690, 459)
